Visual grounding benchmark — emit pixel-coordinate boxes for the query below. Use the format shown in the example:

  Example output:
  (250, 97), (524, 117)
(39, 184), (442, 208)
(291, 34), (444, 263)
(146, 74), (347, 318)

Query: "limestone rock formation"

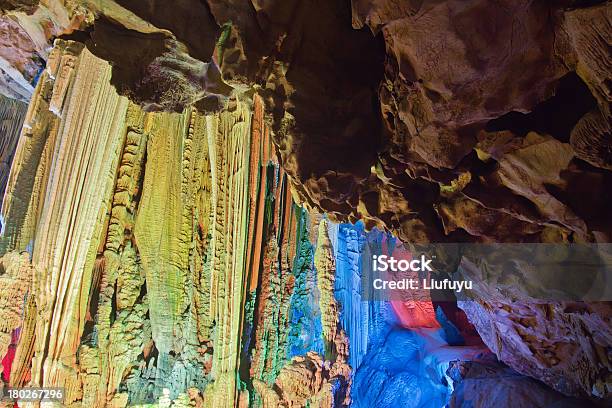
(254, 351), (346, 408)
(0, 94), (26, 203)
(447, 356), (588, 407)
(456, 254), (612, 399)
(0, 40), (357, 407)
(0, 0), (89, 101)
(0, 1), (608, 407)
(340, 0), (611, 245)
(0, 251), (33, 379)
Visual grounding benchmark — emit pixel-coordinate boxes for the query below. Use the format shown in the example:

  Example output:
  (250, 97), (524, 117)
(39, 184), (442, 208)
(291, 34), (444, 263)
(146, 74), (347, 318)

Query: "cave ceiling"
(0, 0), (610, 245)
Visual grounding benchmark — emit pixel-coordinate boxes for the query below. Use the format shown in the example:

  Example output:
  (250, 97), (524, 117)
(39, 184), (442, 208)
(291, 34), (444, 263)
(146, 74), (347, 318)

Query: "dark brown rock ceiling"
(0, 0), (38, 14)
(23, 0), (606, 245)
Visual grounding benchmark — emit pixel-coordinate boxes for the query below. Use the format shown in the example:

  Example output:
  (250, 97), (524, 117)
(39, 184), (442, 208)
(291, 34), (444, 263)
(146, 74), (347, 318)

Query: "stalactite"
(0, 39), (358, 408)
(286, 208), (324, 360)
(313, 220), (352, 405)
(0, 39), (130, 405)
(333, 224), (367, 370)
(0, 94), (26, 205)
(314, 219), (340, 353)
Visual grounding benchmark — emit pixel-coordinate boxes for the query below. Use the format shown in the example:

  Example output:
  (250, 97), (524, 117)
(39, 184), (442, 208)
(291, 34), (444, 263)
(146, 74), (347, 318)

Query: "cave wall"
(0, 39), (357, 407)
(0, 1), (608, 407)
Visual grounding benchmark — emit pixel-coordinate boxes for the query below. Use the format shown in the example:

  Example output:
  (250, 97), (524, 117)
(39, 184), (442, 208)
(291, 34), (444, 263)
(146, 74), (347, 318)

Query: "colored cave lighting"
(0, 1), (609, 407)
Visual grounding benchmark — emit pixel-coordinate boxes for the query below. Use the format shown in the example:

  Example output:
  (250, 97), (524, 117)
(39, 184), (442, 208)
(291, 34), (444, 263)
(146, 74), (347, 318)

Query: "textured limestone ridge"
(0, 251), (33, 377)
(315, 219), (339, 350)
(0, 38), (128, 404)
(456, 255), (612, 399)
(0, 94), (26, 203)
(0, 0), (39, 14)
(460, 298), (612, 399)
(563, 3), (612, 121)
(200, 95), (253, 408)
(564, 4), (612, 171)
(253, 351), (346, 408)
(249, 226), (296, 384)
